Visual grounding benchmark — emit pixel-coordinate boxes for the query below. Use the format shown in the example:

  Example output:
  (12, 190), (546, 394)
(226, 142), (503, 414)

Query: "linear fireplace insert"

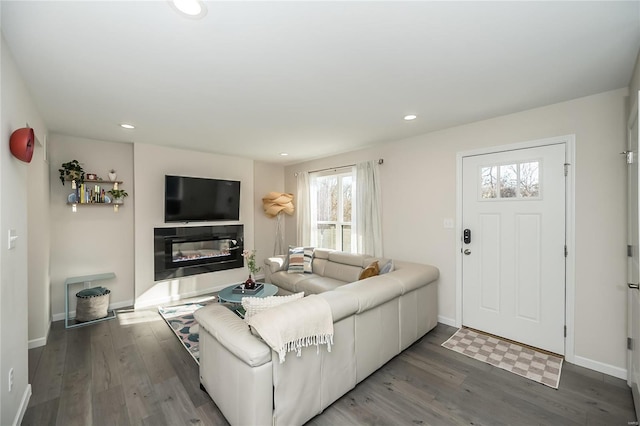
(154, 225), (244, 281)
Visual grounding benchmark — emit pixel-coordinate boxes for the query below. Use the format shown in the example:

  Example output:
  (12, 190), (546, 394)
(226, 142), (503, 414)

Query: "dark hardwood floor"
(23, 305), (636, 426)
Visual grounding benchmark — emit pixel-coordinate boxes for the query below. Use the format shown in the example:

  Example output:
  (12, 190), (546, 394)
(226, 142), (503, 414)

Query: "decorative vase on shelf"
(245, 274), (256, 289)
(108, 171), (117, 181)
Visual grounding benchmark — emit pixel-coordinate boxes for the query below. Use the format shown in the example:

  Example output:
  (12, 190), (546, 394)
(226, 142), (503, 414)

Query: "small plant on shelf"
(107, 188), (128, 203)
(58, 160), (85, 185)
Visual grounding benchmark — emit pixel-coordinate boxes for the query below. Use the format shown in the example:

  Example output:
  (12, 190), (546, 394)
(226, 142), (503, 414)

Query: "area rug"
(158, 296), (216, 364)
(441, 327), (563, 389)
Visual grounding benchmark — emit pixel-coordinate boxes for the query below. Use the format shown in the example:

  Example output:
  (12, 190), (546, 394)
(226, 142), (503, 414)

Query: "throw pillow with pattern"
(287, 246), (314, 274)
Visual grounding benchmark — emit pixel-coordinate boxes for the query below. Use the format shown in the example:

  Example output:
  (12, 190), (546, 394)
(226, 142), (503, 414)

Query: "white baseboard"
(52, 299), (134, 322)
(28, 317), (52, 349)
(438, 315), (457, 327)
(13, 384), (31, 426)
(572, 355), (627, 380)
(133, 286), (226, 309)
(28, 336), (46, 350)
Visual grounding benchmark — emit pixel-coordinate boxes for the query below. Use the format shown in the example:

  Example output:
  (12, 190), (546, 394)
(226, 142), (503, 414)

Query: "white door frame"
(455, 134), (576, 363)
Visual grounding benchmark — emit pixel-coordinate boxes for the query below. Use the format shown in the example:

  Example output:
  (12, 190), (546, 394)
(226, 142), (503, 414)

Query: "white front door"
(626, 94), (640, 420)
(462, 143), (566, 354)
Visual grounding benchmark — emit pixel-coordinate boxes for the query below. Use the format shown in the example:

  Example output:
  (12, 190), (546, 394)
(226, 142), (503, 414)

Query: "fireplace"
(154, 225), (243, 281)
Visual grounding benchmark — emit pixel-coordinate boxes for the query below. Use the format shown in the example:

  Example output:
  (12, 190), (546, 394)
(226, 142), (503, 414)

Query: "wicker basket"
(75, 288), (111, 322)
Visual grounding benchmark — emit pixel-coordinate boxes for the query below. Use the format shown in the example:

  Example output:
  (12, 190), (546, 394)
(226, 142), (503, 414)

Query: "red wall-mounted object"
(10, 127), (34, 163)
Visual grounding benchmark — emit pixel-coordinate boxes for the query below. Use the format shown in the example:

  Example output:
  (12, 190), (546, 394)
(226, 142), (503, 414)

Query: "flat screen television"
(164, 175), (241, 222)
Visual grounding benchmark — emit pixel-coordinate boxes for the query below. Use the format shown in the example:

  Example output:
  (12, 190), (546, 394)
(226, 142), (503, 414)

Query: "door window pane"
(519, 161), (540, 198)
(500, 164), (518, 198)
(481, 166), (497, 199)
(480, 160), (541, 200)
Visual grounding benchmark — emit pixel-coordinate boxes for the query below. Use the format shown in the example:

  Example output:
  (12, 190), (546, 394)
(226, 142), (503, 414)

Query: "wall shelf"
(65, 179), (123, 184)
(65, 179), (126, 211)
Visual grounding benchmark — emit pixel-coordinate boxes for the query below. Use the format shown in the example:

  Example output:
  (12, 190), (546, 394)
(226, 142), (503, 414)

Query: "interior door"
(462, 143), (566, 354)
(627, 95), (640, 420)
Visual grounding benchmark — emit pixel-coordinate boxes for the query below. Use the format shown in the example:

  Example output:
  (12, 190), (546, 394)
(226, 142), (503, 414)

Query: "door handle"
(464, 249), (471, 255)
(629, 283), (640, 290)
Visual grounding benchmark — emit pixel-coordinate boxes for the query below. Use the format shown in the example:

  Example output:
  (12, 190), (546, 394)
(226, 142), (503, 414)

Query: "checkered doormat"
(442, 327), (563, 389)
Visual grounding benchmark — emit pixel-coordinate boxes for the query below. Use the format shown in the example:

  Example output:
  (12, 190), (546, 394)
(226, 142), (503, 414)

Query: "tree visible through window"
(481, 160), (540, 199)
(311, 169), (355, 252)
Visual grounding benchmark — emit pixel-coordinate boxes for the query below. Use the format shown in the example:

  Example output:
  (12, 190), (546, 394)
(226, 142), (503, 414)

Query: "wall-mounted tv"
(165, 175), (241, 222)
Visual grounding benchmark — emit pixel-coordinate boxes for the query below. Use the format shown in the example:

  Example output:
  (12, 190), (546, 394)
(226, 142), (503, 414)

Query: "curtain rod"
(294, 158), (383, 176)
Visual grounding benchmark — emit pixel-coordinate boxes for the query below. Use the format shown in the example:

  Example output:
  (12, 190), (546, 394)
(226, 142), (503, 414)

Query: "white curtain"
(296, 172), (311, 246)
(355, 160), (383, 257)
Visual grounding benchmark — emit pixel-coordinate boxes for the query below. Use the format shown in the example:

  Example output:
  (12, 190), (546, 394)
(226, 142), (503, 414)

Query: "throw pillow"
(242, 292), (304, 320)
(379, 260), (394, 274)
(303, 247), (315, 273)
(287, 246), (314, 274)
(359, 261), (380, 280)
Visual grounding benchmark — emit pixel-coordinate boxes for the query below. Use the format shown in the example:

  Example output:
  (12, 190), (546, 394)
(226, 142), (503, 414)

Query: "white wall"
(48, 135), (134, 319)
(631, 39), (640, 105)
(253, 161), (286, 273)
(285, 88), (628, 376)
(133, 143), (256, 307)
(27, 136), (50, 349)
(1, 35), (48, 425)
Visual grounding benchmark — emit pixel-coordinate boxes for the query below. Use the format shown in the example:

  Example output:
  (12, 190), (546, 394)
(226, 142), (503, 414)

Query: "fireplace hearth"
(154, 225), (243, 281)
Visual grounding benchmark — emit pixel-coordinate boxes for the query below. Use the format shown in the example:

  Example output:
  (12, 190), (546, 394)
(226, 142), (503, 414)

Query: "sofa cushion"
(242, 292), (304, 319)
(385, 261), (440, 293)
(359, 261), (380, 280)
(327, 251), (372, 268)
(310, 257), (329, 276)
(322, 261), (361, 283)
(319, 290), (359, 322)
(295, 276), (347, 295)
(335, 275), (403, 313)
(270, 271), (320, 293)
(313, 248), (332, 260)
(194, 304), (271, 367)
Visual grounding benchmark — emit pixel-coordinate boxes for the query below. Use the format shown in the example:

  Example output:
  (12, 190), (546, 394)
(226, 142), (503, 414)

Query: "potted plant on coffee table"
(242, 249), (261, 289)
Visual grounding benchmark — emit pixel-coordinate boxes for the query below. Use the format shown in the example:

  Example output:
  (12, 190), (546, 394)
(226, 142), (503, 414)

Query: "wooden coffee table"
(217, 282), (278, 304)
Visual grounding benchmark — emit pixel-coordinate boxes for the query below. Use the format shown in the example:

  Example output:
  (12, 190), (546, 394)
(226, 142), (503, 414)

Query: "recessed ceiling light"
(404, 114), (417, 121)
(280, 153), (289, 156)
(120, 123), (135, 129)
(170, 0), (207, 19)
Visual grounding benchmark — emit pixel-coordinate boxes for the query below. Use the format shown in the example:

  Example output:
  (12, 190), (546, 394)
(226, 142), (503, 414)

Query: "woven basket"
(76, 288), (111, 322)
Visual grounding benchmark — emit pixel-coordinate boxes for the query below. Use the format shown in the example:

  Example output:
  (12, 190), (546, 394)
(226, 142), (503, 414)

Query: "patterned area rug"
(158, 296), (216, 364)
(442, 327), (563, 389)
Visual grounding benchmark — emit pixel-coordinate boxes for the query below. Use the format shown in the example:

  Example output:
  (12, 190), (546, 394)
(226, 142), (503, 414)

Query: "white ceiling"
(2, 1), (639, 164)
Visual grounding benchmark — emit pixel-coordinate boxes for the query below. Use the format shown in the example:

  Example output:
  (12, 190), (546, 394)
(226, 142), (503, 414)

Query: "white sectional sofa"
(194, 249), (439, 426)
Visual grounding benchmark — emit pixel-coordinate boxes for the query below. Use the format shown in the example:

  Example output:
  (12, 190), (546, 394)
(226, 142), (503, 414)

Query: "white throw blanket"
(246, 294), (334, 363)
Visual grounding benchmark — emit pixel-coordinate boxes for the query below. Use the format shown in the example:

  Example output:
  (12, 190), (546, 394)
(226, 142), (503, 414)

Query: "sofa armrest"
(265, 255), (286, 273)
(194, 304), (271, 367)
(264, 255), (286, 283)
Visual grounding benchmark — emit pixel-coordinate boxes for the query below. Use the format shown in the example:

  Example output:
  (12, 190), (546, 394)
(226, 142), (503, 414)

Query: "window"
(310, 168), (355, 252)
(480, 160), (540, 200)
